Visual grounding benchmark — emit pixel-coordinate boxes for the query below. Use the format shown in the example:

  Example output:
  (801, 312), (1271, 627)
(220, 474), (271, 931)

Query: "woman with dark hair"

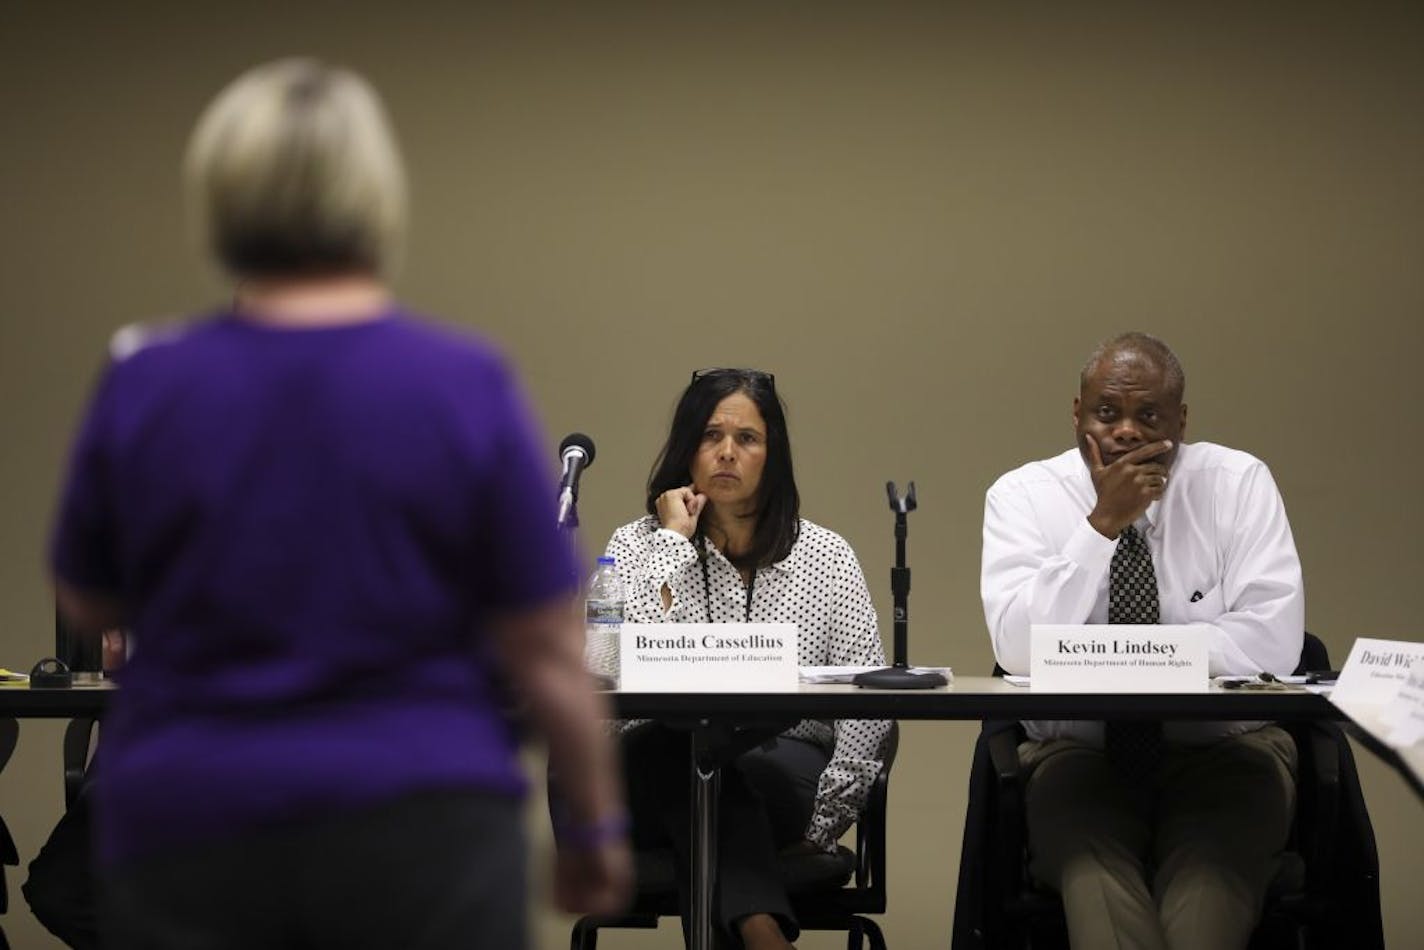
(601, 368), (892, 950)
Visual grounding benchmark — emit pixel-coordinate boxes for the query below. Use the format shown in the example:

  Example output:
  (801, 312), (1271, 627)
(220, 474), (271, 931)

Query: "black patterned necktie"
(1105, 524), (1163, 782)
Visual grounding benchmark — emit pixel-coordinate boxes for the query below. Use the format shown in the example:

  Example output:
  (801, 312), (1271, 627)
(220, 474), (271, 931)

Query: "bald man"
(981, 332), (1303, 950)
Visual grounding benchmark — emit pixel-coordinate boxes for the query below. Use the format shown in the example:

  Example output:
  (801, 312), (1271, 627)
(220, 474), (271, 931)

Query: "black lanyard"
(699, 537), (756, 623)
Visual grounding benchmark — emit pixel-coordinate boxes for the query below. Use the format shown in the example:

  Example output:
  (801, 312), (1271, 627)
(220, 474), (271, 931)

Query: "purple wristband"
(554, 812), (629, 850)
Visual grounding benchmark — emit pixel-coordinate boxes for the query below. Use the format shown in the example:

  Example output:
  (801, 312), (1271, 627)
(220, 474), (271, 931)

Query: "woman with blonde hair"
(49, 58), (630, 948)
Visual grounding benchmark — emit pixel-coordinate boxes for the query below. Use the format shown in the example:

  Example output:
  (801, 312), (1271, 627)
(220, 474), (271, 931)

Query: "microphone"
(555, 432), (596, 529)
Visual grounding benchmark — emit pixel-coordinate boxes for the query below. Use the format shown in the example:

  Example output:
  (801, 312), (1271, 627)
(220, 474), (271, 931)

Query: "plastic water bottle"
(585, 555), (624, 685)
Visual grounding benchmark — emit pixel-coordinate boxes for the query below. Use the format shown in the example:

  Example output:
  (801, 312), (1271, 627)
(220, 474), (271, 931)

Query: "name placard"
(1383, 660), (1424, 747)
(1030, 624), (1210, 693)
(1330, 638), (1424, 705)
(618, 622), (799, 693)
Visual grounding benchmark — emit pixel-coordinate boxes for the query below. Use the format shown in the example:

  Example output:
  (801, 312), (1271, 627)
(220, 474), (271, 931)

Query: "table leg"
(690, 741), (720, 950)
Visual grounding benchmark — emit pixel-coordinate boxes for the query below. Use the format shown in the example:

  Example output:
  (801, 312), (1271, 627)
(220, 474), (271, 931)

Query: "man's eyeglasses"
(689, 368), (775, 388)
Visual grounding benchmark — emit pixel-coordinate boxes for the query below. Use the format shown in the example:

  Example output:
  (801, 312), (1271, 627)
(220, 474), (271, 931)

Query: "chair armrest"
(63, 716), (98, 809)
(987, 725), (1023, 824)
(985, 725), (1026, 897)
(855, 764), (890, 890)
(853, 723), (898, 892)
(986, 725), (1021, 783)
(0, 717), (17, 868)
(1297, 722), (1341, 886)
(0, 717), (17, 773)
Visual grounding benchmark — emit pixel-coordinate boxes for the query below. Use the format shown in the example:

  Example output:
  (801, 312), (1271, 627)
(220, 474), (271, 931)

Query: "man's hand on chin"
(1084, 436), (1173, 539)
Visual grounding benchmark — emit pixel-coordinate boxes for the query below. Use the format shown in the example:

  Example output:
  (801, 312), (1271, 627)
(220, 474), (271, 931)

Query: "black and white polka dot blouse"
(603, 515), (893, 851)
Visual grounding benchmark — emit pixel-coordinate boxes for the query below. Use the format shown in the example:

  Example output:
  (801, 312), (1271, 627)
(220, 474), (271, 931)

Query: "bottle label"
(586, 601), (624, 625)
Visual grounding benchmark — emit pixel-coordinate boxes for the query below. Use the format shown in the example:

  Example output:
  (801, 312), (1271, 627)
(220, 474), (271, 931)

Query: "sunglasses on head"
(689, 368), (776, 388)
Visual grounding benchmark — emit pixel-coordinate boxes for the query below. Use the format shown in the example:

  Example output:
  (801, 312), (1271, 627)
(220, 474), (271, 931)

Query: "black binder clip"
(29, 656), (73, 689)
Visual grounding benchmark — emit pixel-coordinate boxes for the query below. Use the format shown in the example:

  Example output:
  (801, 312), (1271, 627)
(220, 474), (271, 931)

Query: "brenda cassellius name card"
(619, 622), (799, 692)
(1030, 624), (1210, 692)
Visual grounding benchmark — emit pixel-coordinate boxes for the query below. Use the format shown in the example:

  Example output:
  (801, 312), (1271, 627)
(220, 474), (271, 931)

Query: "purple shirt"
(51, 308), (578, 867)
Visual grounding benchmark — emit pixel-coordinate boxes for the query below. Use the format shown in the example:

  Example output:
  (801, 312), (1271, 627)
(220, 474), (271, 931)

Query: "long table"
(0, 678), (1369, 950)
(0, 676), (1339, 720)
(609, 678), (1340, 950)
(611, 676), (1337, 720)
(0, 682), (112, 718)
(2, 675), (1332, 720)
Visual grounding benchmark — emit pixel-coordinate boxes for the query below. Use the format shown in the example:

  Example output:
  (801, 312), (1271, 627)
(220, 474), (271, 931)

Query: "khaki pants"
(1020, 726), (1297, 950)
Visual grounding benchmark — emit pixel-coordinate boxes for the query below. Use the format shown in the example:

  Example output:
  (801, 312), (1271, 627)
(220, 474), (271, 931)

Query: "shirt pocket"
(1182, 584), (1226, 622)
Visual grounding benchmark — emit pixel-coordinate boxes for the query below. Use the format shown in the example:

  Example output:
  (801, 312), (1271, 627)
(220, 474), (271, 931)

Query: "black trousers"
(101, 789), (525, 950)
(622, 723), (828, 949)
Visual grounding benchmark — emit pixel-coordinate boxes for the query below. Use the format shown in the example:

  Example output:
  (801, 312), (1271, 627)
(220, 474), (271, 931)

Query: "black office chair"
(571, 723), (898, 950)
(1, 717), (21, 949)
(62, 716), (98, 808)
(951, 633), (1384, 950)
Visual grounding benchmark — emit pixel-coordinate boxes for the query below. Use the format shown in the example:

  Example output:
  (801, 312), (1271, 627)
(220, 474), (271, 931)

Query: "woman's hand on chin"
(656, 485), (707, 539)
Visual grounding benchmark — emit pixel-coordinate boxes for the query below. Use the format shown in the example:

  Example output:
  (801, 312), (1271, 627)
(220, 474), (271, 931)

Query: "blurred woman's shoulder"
(106, 312), (215, 363)
(382, 310), (521, 374)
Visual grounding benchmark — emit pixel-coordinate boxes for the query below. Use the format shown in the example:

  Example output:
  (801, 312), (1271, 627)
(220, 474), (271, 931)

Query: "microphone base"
(852, 666), (947, 690)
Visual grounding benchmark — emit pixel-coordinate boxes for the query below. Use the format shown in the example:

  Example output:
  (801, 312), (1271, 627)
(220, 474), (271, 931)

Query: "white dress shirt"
(981, 441), (1304, 745)
(604, 515), (892, 850)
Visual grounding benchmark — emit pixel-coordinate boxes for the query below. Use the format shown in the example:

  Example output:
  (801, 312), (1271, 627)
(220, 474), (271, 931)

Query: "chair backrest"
(1296, 630), (1329, 675)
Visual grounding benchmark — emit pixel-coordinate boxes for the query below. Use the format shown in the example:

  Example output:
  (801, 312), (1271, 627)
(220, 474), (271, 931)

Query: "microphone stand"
(853, 481), (946, 690)
(556, 483), (580, 531)
(555, 434), (595, 532)
(555, 458), (616, 690)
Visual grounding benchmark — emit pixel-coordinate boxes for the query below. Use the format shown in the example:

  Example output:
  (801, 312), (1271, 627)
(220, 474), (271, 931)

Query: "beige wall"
(2, 3), (1421, 947)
